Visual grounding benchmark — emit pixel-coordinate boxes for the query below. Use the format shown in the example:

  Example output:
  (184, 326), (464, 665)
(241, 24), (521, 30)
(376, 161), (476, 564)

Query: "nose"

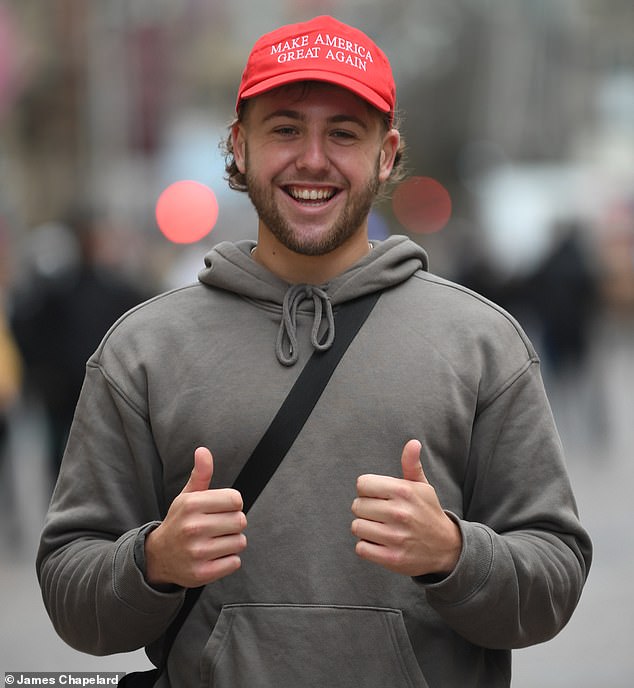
(295, 131), (330, 173)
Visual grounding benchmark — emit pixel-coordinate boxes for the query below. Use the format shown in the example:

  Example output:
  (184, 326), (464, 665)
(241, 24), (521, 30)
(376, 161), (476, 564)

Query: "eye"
(330, 128), (360, 143)
(273, 125), (298, 137)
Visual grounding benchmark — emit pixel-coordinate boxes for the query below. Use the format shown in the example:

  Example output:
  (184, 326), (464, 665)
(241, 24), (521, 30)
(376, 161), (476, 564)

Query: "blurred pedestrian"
(526, 219), (599, 376)
(37, 15), (591, 687)
(0, 221), (23, 550)
(0, 300), (21, 447)
(12, 208), (147, 482)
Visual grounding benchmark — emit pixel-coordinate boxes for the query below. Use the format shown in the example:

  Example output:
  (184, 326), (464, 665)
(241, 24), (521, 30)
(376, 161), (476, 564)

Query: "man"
(38, 15), (591, 687)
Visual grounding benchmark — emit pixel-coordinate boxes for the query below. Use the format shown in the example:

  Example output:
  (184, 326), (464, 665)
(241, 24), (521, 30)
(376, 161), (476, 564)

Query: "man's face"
(232, 82), (399, 257)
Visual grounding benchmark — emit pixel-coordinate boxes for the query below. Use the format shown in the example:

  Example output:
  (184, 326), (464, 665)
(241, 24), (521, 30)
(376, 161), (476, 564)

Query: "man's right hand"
(144, 447), (247, 588)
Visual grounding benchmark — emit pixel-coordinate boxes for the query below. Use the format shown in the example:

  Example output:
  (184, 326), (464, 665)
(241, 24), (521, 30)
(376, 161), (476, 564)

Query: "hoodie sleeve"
(36, 360), (185, 656)
(419, 360), (592, 649)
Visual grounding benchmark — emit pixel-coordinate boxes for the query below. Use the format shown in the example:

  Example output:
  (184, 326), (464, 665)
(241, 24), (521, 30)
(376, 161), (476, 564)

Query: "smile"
(285, 186), (338, 203)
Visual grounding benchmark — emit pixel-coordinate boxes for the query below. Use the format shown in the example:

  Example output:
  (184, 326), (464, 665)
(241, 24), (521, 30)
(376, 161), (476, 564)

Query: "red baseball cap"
(236, 16), (396, 122)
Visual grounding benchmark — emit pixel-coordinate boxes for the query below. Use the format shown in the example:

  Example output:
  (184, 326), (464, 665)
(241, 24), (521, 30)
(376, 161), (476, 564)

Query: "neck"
(252, 228), (372, 285)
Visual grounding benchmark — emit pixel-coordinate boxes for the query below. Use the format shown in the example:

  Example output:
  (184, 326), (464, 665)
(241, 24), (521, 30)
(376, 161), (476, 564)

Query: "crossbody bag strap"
(234, 289), (381, 511)
(157, 290), (381, 673)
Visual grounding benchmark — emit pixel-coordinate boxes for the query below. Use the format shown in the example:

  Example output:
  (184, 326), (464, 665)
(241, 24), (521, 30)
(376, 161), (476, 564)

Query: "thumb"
(182, 446), (214, 493)
(401, 439), (429, 484)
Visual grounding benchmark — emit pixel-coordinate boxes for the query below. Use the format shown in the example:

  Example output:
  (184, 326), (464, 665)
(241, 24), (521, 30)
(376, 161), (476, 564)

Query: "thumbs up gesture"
(144, 447), (247, 588)
(351, 440), (462, 577)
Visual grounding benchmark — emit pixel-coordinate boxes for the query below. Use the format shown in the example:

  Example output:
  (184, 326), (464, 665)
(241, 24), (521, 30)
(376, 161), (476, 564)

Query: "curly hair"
(220, 97), (407, 196)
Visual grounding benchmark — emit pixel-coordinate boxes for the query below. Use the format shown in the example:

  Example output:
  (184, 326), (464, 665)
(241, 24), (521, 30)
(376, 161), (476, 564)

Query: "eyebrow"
(262, 109), (369, 130)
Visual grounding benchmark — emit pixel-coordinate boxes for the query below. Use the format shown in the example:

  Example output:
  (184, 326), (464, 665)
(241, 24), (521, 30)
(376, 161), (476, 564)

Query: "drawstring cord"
(276, 284), (335, 366)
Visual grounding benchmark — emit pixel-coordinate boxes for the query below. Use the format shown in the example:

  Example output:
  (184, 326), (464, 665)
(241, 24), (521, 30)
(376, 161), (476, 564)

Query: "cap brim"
(239, 69), (392, 115)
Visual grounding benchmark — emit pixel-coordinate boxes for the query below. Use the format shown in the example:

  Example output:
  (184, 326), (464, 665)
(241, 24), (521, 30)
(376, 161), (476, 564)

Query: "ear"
(232, 122), (247, 175)
(378, 128), (400, 184)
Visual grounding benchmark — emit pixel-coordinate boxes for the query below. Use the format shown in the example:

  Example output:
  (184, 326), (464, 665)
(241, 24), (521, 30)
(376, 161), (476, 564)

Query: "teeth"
(289, 187), (334, 201)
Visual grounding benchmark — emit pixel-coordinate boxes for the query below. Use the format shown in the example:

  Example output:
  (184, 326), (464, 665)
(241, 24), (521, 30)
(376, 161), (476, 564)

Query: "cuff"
(414, 516), (495, 606)
(133, 521), (161, 575)
(112, 527), (184, 613)
(133, 521), (182, 594)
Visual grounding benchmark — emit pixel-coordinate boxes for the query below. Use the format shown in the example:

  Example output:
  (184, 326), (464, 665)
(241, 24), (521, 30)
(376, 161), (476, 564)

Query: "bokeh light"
(392, 176), (452, 234)
(155, 180), (219, 244)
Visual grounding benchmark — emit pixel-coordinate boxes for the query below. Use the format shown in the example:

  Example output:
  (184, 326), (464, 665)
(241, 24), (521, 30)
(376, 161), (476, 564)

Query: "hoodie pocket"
(200, 604), (429, 688)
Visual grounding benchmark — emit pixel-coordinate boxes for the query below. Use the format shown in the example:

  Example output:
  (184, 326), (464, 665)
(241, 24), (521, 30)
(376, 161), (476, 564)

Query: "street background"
(1, 1), (634, 685)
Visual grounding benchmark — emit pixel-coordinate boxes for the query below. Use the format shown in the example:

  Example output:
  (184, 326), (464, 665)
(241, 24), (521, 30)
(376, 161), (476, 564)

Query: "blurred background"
(1, 0), (633, 685)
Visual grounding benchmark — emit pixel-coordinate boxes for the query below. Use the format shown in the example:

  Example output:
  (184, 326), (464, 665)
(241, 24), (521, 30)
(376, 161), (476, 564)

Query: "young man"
(37, 15), (591, 687)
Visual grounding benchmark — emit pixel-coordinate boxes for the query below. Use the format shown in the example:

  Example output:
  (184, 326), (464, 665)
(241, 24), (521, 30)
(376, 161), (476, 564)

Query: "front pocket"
(200, 604), (429, 688)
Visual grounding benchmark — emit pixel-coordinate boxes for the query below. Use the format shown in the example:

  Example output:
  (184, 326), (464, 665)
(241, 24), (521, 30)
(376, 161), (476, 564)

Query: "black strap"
(157, 290), (380, 672)
(233, 290), (381, 512)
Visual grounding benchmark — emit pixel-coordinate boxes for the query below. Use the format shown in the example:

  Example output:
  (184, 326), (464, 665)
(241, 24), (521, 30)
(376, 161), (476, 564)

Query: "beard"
(245, 151), (381, 257)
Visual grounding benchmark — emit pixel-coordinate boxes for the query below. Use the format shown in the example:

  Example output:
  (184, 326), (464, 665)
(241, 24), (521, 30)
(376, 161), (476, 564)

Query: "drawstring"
(276, 284), (335, 366)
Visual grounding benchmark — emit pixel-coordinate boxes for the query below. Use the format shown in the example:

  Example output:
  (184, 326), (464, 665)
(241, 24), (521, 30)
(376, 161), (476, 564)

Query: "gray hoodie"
(37, 235), (591, 687)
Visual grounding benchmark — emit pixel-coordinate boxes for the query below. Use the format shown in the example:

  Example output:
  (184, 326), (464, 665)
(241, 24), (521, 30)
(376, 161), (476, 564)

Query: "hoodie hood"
(198, 235), (428, 365)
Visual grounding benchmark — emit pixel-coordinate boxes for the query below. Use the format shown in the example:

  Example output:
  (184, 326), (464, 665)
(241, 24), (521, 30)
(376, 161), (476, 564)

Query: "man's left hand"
(351, 439), (462, 577)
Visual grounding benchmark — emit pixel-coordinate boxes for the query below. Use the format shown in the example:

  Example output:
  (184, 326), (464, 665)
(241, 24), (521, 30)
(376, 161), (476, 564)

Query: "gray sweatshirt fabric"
(37, 235), (592, 687)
